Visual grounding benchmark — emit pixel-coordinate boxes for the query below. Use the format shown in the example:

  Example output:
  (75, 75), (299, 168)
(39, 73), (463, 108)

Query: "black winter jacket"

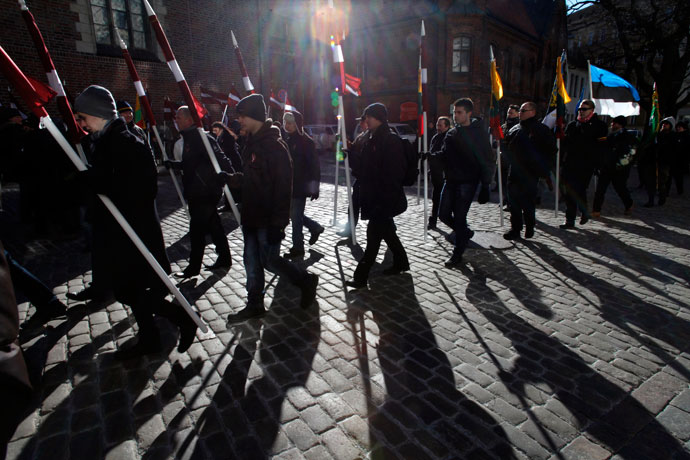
(437, 118), (495, 186)
(428, 130), (447, 184)
(354, 123), (407, 220)
(285, 131), (320, 199)
(177, 127), (233, 201)
(603, 128), (637, 172)
(563, 114), (608, 173)
(505, 117), (557, 181)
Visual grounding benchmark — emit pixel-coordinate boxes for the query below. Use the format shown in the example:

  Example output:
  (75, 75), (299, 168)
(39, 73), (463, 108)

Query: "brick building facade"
(1, 0), (566, 135)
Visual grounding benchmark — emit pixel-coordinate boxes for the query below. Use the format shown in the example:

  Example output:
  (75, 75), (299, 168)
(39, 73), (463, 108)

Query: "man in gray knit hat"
(74, 85), (197, 359)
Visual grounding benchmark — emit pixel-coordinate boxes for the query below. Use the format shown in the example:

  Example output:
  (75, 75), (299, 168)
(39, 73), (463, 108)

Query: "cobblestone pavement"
(2, 162), (690, 460)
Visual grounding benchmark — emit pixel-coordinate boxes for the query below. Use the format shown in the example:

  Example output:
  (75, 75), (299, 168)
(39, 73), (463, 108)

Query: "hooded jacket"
(285, 130), (320, 199)
(437, 118), (495, 186)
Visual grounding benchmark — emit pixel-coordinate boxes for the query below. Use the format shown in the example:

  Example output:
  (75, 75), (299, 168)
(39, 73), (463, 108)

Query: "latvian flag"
(345, 73), (361, 96)
(269, 89), (284, 111)
(284, 94), (298, 113)
(199, 86), (228, 106)
(589, 64), (640, 117)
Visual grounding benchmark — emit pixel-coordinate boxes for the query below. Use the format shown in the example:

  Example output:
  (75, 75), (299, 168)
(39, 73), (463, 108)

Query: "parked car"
(353, 122), (418, 144)
(303, 124), (338, 153)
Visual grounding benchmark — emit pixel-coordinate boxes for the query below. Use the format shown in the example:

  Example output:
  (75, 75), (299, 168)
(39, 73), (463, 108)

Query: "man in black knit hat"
(116, 100), (147, 143)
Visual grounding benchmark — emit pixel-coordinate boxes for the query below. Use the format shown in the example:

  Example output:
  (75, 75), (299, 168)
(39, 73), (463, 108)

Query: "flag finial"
(143, 0), (155, 17)
(231, 30), (238, 47)
(18, 0), (28, 11)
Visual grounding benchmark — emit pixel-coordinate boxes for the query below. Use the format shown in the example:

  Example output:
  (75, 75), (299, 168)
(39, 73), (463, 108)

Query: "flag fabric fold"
(0, 46), (55, 118)
(199, 86), (228, 106)
(269, 90), (284, 111)
(344, 73), (361, 96)
(589, 63), (640, 116)
(547, 50), (571, 139)
(489, 46), (504, 140)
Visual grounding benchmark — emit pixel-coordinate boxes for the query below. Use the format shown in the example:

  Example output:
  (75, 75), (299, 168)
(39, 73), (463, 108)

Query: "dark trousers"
(563, 168), (592, 223)
(353, 217), (408, 282)
(243, 227), (307, 304)
(429, 176), (443, 225)
(439, 181), (478, 257)
(291, 197), (323, 250)
(5, 250), (56, 308)
(592, 167), (633, 212)
(507, 176), (538, 232)
(129, 286), (187, 344)
(666, 169), (684, 195)
(188, 198), (231, 273)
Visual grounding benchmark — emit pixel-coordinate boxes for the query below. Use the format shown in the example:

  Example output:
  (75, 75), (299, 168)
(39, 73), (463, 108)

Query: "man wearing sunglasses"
(560, 100), (608, 229)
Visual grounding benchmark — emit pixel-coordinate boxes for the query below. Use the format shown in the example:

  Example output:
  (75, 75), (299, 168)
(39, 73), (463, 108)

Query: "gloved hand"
(267, 227), (285, 244)
(477, 185), (490, 204)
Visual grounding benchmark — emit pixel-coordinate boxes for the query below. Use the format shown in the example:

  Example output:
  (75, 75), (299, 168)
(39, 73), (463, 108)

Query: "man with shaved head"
(503, 101), (556, 240)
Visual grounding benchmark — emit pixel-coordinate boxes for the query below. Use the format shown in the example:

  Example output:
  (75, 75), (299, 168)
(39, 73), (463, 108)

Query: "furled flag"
(227, 84), (241, 107)
(589, 63), (640, 116)
(345, 73), (361, 96)
(134, 94), (146, 129)
(546, 50), (571, 139)
(489, 46), (504, 140)
(0, 46), (55, 118)
(199, 86), (228, 106)
(642, 82), (660, 147)
(193, 93), (208, 118)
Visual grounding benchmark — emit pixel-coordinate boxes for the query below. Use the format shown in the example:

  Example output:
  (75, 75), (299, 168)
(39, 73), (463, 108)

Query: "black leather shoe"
(227, 305), (266, 324)
(309, 227), (324, 245)
(444, 253), (463, 268)
(284, 247), (305, 259)
(300, 274), (319, 309)
(174, 269), (199, 279)
(503, 230), (521, 241)
(382, 265), (410, 275)
(579, 215), (589, 225)
(204, 259), (231, 271)
(524, 228), (535, 239)
(559, 222), (575, 229)
(345, 279), (367, 289)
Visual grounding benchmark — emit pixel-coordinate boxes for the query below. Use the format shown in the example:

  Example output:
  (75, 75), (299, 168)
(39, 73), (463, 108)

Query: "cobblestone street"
(2, 163), (690, 460)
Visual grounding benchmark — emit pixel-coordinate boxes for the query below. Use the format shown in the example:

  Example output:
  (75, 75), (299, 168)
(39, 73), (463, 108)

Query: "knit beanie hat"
(116, 100), (133, 113)
(361, 102), (387, 122)
(75, 85), (117, 120)
(237, 93), (266, 122)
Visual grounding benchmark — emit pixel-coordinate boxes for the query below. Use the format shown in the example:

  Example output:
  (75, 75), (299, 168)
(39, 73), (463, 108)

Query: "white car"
(353, 122), (417, 144)
(303, 124), (337, 153)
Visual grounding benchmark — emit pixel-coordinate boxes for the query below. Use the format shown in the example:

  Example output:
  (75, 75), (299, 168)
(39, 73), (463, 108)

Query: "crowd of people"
(0, 86), (688, 365)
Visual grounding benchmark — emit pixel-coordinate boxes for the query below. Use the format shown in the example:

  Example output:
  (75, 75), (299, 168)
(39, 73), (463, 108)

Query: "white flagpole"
(339, 98), (356, 245)
(41, 115), (207, 332)
(555, 138), (560, 217)
(197, 127), (241, 223)
(423, 112), (428, 241)
(497, 141), (505, 226)
(152, 125), (189, 219)
(416, 137), (421, 204)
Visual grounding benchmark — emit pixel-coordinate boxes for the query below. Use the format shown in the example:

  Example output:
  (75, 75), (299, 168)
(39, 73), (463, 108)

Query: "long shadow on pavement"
(459, 256), (689, 459)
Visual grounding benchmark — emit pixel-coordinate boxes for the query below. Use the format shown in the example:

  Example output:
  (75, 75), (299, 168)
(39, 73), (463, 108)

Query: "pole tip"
(18, 0), (28, 11)
(231, 30), (238, 47)
(143, 0), (155, 17)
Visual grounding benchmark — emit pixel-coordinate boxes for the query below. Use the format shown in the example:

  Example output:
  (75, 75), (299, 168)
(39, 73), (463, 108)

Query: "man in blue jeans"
(221, 94), (318, 322)
(435, 98), (495, 267)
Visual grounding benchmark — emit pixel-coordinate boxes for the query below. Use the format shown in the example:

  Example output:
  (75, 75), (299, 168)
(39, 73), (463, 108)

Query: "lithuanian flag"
(489, 46), (503, 140)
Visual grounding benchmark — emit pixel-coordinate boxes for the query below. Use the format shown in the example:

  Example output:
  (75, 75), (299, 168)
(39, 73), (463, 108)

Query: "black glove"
(477, 185), (490, 204)
(267, 227), (285, 244)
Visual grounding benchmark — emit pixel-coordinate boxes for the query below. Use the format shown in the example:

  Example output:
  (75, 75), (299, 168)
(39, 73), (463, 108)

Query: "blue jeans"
(291, 197), (323, 250)
(439, 181), (478, 256)
(243, 227), (307, 304)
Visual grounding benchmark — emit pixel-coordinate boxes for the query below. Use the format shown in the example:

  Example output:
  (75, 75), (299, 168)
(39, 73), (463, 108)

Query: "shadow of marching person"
(182, 275), (321, 459)
(346, 272), (516, 459)
(458, 259), (690, 459)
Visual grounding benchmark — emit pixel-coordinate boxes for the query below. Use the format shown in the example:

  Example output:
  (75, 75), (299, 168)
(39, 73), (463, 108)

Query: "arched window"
(452, 36), (471, 73)
(90, 0), (149, 50)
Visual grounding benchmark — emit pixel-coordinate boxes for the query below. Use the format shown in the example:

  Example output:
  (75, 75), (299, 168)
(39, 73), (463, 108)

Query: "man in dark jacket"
(345, 103), (409, 288)
(222, 94), (318, 322)
(503, 102), (556, 240)
(116, 100), (147, 143)
(427, 116), (451, 230)
(672, 120), (690, 194)
(560, 99), (608, 228)
(211, 121), (243, 211)
(283, 111), (324, 258)
(338, 117), (368, 239)
(434, 98), (495, 267)
(498, 104), (520, 207)
(592, 116), (636, 217)
(653, 117), (676, 206)
(166, 107), (233, 278)
(74, 85), (196, 359)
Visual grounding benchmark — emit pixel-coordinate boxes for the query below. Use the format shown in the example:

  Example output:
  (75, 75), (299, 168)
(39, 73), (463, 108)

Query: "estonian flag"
(589, 64), (640, 116)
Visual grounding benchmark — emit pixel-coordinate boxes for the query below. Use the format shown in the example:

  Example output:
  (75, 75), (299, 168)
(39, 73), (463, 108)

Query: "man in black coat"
(592, 116), (636, 217)
(116, 100), (147, 143)
(427, 116), (451, 230)
(221, 94), (318, 322)
(211, 121), (243, 211)
(498, 104), (520, 207)
(434, 98), (495, 267)
(166, 107), (233, 278)
(345, 103), (409, 288)
(74, 85), (196, 359)
(503, 102), (557, 240)
(283, 111), (324, 258)
(560, 99), (608, 228)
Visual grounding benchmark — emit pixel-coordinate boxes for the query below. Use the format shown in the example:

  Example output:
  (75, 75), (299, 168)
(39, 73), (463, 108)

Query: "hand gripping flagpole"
(18, 0), (88, 165)
(0, 45), (207, 332)
(230, 31), (256, 95)
(329, 2), (356, 245)
(144, 0), (240, 225)
(113, 26), (189, 220)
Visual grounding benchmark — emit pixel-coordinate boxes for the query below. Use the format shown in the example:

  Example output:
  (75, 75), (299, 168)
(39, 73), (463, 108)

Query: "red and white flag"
(199, 86), (228, 106)
(284, 94), (298, 113)
(345, 73), (361, 96)
(227, 85), (241, 107)
(269, 89), (284, 111)
(0, 45), (55, 118)
(163, 96), (178, 122)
